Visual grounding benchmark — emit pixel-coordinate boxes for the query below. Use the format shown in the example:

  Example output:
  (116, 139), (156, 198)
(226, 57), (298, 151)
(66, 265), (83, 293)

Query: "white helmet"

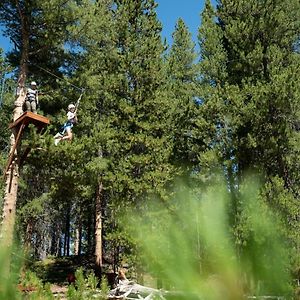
(68, 103), (75, 110)
(31, 81), (37, 86)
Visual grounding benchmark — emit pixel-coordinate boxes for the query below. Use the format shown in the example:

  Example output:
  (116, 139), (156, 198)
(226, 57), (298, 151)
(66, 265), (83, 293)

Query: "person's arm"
(74, 110), (78, 122)
(67, 111), (74, 121)
(73, 107), (78, 123)
(25, 88), (29, 100)
(67, 111), (78, 124)
(36, 90), (39, 106)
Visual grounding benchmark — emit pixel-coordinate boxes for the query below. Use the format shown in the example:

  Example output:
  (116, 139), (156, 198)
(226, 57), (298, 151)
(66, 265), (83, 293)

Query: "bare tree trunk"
(95, 179), (103, 269)
(1, 90), (26, 245)
(87, 212), (92, 254)
(74, 228), (79, 256)
(64, 206), (70, 256)
(58, 236), (62, 257)
(24, 219), (34, 251)
(50, 223), (61, 256)
(67, 207), (70, 256)
(50, 229), (57, 255)
(63, 234), (66, 256)
(78, 223), (82, 255)
(1, 0), (29, 258)
(56, 224), (61, 256)
(74, 223), (82, 256)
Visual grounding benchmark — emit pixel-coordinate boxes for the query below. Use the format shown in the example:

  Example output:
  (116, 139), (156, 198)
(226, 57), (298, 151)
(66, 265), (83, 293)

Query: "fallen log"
(108, 281), (200, 300)
(108, 281), (165, 299)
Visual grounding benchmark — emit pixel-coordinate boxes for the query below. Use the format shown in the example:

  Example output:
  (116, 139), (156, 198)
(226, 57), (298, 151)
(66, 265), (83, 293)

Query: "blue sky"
(0, 27), (11, 53)
(0, 0), (209, 54)
(156, 0), (206, 48)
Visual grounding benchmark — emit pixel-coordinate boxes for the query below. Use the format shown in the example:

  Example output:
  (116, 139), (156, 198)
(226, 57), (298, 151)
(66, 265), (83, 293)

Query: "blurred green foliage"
(128, 177), (293, 299)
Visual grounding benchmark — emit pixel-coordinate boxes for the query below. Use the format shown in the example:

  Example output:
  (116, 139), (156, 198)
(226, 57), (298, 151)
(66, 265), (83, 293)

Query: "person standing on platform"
(25, 81), (39, 114)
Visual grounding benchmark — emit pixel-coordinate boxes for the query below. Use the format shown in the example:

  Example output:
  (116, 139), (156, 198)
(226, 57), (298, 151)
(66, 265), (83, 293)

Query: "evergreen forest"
(0, 0), (299, 299)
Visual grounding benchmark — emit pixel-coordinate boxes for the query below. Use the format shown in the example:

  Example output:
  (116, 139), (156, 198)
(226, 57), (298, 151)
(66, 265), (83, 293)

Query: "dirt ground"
(50, 284), (68, 299)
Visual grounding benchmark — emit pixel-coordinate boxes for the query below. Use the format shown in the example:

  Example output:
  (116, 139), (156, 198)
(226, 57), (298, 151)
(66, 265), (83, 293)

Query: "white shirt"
(26, 88), (38, 102)
(67, 111), (76, 121)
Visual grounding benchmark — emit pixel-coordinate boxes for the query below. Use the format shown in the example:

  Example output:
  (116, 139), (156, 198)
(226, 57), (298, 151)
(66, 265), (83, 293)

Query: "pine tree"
(0, 49), (12, 153)
(111, 0), (174, 201)
(65, 0), (118, 270)
(0, 0), (76, 255)
(69, 0), (176, 271)
(198, 0), (300, 286)
(197, 0), (229, 187)
(166, 18), (200, 173)
(0, 49), (13, 206)
(0, 0), (74, 83)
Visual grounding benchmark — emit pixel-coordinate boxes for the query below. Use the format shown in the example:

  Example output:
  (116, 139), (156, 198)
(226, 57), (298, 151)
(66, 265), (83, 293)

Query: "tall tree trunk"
(78, 223), (82, 255)
(95, 179), (103, 270)
(87, 207), (95, 255)
(50, 223), (61, 256)
(1, 84), (27, 246)
(74, 222), (82, 256)
(58, 236), (62, 257)
(87, 213), (92, 254)
(50, 229), (57, 256)
(64, 206), (71, 256)
(24, 219), (34, 251)
(74, 228), (79, 255)
(1, 0), (29, 257)
(56, 224), (61, 256)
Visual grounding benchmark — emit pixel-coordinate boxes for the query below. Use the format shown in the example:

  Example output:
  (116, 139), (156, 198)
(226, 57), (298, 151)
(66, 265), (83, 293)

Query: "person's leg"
(31, 101), (37, 114)
(55, 125), (73, 145)
(54, 137), (61, 145)
(61, 127), (73, 141)
(54, 130), (65, 146)
(54, 132), (63, 138)
(25, 100), (31, 112)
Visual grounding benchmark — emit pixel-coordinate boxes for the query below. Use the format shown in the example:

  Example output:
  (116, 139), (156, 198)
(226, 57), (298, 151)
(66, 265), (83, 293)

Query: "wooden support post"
(4, 123), (25, 178)
(3, 112), (50, 177)
(1, 110), (50, 259)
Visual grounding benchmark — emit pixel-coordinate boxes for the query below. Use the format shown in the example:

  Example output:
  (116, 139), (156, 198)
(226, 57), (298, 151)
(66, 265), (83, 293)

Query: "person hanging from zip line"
(54, 103), (77, 146)
(25, 81), (39, 114)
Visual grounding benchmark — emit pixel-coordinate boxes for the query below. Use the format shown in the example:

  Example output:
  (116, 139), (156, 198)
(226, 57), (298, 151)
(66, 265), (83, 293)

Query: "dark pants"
(25, 100), (37, 114)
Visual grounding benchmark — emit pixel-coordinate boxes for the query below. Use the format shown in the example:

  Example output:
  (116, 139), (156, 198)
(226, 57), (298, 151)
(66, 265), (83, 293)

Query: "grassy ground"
(31, 255), (96, 285)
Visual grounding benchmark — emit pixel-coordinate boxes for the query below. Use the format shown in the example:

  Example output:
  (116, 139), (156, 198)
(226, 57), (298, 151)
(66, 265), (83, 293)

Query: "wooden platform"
(9, 111), (50, 130)
(4, 112), (50, 177)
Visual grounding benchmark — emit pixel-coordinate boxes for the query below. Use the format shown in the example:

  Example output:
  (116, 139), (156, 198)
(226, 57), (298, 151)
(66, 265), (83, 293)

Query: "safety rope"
(26, 60), (84, 93)
(75, 93), (83, 111)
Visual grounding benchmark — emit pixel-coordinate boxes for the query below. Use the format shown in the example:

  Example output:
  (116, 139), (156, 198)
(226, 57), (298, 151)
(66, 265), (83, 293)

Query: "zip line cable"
(27, 61), (86, 115)
(26, 60), (85, 93)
